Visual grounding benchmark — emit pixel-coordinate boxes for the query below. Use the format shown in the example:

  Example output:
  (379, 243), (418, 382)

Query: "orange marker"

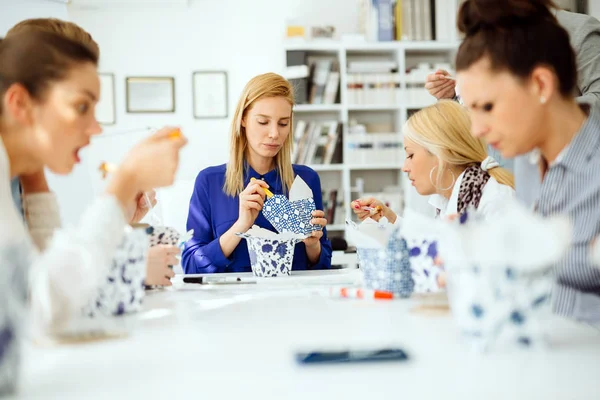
(250, 177), (274, 198)
(330, 287), (394, 300)
(168, 128), (182, 140)
(98, 161), (117, 179)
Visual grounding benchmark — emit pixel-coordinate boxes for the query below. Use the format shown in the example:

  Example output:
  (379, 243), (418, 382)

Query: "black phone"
(295, 348), (409, 365)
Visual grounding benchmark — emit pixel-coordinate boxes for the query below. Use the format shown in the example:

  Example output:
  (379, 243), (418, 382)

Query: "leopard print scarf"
(456, 165), (491, 215)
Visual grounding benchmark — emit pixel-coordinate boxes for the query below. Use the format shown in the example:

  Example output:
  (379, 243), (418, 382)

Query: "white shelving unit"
(286, 41), (460, 236)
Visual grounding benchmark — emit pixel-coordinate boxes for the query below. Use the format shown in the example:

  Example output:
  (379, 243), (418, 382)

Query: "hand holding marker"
(99, 128), (184, 223)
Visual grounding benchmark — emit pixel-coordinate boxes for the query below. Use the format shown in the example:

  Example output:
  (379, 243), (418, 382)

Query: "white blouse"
(428, 170), (515, 220)
(0, 137), (128, 334)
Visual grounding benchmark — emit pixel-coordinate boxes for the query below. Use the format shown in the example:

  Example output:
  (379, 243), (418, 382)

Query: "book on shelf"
(306, 57), (340, 105)
(292, 120), (342, 165)
(286, 51), (310, 104)
(359, 0), (464, 42)
(321, 188), (341, 227)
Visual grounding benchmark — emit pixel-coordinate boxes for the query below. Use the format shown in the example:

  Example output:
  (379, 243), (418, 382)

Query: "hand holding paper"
(351, 197), (396, 223)
(262, 176), (321, 236)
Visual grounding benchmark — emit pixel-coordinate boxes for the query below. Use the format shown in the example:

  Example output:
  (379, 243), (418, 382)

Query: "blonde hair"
(404, 100), (514, 189)
(224, 72), (295, 196)
(6, 18), (100, 59)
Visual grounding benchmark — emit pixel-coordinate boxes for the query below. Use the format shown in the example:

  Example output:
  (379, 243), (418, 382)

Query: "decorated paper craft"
(82, 227), (148, 318)
(346, 218), (414, 297)
(236, 226), (305, 277)
(0, 242), (30, 395)
(423, 201), (572, 351)
(262, 176), (320, 236)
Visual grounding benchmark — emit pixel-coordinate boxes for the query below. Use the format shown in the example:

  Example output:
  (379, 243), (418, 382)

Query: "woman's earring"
(540, 96), (547, 104)
(429, 166), (456, 191)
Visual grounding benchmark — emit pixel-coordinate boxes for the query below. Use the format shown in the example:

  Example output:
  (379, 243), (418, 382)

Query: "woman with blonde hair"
(352, 100), (515, 221)
(182, 73), (332, 273)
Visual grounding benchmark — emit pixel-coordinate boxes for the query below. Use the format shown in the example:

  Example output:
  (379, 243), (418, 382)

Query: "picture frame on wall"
(192, 71), (228, 119)
(126, 76), (175, 113)
(96, 73), (116, 125)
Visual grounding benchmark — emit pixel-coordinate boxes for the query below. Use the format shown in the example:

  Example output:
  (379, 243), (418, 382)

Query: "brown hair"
(6, 18), (99, 59)
(0, 30), (99, 115)
(455, 0), (577, 97)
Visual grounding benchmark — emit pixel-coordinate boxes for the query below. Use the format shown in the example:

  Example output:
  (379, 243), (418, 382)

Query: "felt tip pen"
(250, 177), (274, 198)
(183, 276), (257, 285)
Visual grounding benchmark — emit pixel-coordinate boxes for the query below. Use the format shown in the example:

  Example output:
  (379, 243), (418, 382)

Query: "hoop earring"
(429, 166), (455, 191)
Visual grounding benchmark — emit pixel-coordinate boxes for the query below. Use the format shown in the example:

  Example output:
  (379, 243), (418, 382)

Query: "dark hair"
(455, 0), (577, 97)
(6, 18), (100, 59)
(0, 30), (99, 114)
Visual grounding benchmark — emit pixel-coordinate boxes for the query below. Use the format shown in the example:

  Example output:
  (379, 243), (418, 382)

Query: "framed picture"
(192, 71), (228, 119)
(126, 76), (175, 113)
(96, 73), (116, 125)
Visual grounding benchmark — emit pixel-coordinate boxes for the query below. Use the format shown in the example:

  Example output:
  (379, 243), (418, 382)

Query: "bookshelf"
(285, 40), (459, 242)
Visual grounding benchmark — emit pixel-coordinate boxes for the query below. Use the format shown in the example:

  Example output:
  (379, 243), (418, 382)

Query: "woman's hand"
(234, 179), (269, 232)
(106, 126), (187, 211)
(145, 244), (179, 286)
(424, 69), (456, 100)
(351, 197), (396, 223)
(304, 210), (327, 264)
(128, 190), (157, 224)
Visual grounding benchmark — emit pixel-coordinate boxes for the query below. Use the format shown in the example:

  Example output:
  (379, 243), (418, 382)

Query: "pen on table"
(183, 276), (257, 285)
(328, 287), (394, 300)
(250, 177), (274, 198)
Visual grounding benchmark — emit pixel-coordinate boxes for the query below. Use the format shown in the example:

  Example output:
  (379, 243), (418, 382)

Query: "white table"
(12, 271), (600, 400)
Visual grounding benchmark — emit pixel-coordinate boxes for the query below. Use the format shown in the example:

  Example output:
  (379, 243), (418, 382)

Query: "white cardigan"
(0, 137), (127, 334)
(428, 170), (515, 219)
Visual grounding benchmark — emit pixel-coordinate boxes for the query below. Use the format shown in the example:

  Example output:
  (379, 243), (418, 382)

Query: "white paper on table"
(345, 217), (398, 249)
(238, 225), (307, 240)
(288, 175), (313, 202)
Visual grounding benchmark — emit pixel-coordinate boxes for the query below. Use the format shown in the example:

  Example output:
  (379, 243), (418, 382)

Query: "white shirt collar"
(427, 170), (465, 217)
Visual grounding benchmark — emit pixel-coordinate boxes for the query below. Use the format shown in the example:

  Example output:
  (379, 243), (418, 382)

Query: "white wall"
(0, 0), (96, 225)
(590, 0), (600, 20)
(0, 0), (67, 33)
(61, 0), (357, 226)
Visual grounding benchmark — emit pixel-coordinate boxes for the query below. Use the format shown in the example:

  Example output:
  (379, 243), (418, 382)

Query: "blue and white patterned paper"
(357, 228), (414, 297)
(447, 265), (553, 351)
(236, 231), (303, 277)
(262, 195), (320, 236)
(0, 242), (29, 396)
(83, 228), (148, 318)
(407, 237), (443, 293)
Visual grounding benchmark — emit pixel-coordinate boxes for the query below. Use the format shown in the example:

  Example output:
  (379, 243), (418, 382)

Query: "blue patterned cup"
(237, 233), (302, 277)
(446, 266), (553, 351)
(356, 228), (414, 297)
(406, 237), (444, 293)
(83, 227), (148, 318)
(0, 243), (29, 395)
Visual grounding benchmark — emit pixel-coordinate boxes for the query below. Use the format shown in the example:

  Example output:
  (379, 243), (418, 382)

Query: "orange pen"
(331, 287), (394, 300)
(250, 177), (274, 198)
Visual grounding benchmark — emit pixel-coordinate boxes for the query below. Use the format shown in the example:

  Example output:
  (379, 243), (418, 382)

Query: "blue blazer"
(181, 164), (333, 274)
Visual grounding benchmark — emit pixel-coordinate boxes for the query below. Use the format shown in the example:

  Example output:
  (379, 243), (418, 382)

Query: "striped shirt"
(535, 106), (600, 322)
